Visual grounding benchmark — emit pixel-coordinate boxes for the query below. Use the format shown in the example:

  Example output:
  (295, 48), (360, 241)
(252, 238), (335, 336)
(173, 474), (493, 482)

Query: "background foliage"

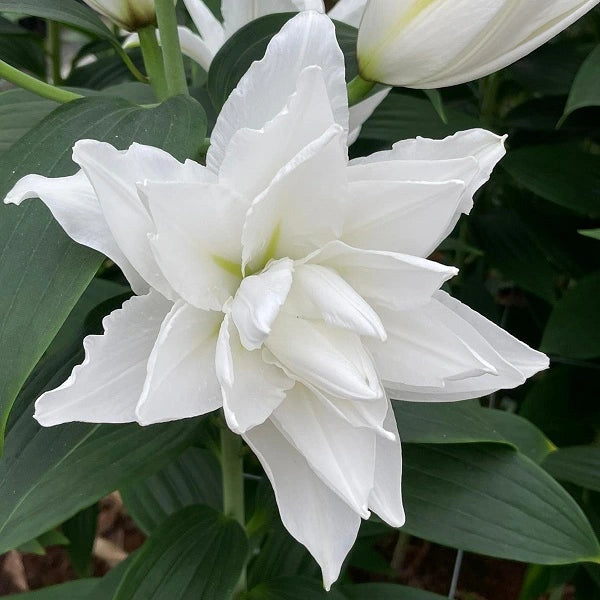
(0, 1), (599, 598)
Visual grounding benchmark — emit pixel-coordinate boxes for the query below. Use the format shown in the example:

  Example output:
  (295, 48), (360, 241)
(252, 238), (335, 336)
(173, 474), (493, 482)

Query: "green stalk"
(0, 58), (82, 103)
(347, 74), (376, 106)
(155, 0), (189, 97)
(138, 26), (169, 101)
(220, 424), (247, 596)
(47, 21), (62, 85)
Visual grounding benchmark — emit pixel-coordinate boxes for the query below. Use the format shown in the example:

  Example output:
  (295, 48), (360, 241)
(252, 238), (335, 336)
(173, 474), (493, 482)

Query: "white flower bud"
(357, 0), (600, 88)
(83, 0), (171, 31)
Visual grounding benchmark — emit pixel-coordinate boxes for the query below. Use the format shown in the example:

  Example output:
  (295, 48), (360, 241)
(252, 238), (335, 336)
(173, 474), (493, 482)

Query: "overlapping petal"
(207, 10), (348, 173)
(34, 291), (171, 426)
(135, 301), (223, 425)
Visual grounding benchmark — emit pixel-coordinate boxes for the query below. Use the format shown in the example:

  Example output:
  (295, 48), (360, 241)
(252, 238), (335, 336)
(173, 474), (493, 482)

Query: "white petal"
(243, 419), (361, 589)
(34, 291), (171, 426)
(72, 141), (208, 299)
(286, 263), (386, 339)
(4, 171), (147, 294)
(216, 314), (294, 434)
(135, 301), (223, 425)
(241, 124), (346, 273)
(176, 25), (216, 71)
(231, 258), (294, 351)
(347, 87), (390, 145)
(367, 304), (497, 389)
(358, 0), (600, 88)
(355, 129), (507, 203)
(183, 0), (225, 54)
(266, 312), (384, 401)
(328, 0), (368, 27)
(219, 65), (338, 200)
(208, 11), (348, 173)
(369, 399), (405, 527)
(388, 292), (549, 402)
(272, 384), (376, 516)
(142, 180), (245, 311)
(307, 240), (457, 311)
(342, 179), (466, 258)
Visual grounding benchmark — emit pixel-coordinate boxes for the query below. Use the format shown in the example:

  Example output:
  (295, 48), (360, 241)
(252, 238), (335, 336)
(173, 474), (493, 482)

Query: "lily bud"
(357, 0), (600, 88)
(83, 0), (169, 31)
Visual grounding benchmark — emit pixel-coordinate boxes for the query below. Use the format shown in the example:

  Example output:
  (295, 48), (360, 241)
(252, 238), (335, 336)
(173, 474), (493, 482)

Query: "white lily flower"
(83, 0), (166, 31)
(4, 11), (548, 588)
(126, 0), (384, 142)
(357, 0), (600, 88)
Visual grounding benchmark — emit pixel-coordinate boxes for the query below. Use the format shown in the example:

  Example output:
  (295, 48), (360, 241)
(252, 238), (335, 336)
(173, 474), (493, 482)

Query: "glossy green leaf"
(394, 400), (555, 462)
(0, 34), (45, 76)
(342, 583), (447, 599)
(63, 503), (99, 577)
(541, 273), (600, 359)
(112, 505), (248, 600)
(0, 0), (114, 40)
(502, 145), (600, 217)
(0, 94), (207, 447)
(544, 446), (600, 493)
(121, 447), (222, 533)
(208, 13), (358, 112)
(0, 89), (58, 155)
(561, 44), (600, 124)
(401, 444), (600, 564)
(423, 89), (447, 123)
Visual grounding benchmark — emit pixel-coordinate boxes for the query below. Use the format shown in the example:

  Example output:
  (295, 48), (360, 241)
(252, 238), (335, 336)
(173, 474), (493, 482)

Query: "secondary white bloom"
(4, 11), (548, 589)
(83, 0), (164, 31)
(357, 0), (600, 88)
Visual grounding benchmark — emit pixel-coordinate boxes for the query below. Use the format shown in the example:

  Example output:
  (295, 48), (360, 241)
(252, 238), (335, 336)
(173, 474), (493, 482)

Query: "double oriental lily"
(5, 11), (548, 589)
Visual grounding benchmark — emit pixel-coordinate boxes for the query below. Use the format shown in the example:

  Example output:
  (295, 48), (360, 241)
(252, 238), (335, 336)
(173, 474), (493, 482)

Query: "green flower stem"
(155, 0), (189, 97)
(47, 21), (62, 85)
(220, 423), (247, 596)
(347, 74), (376, 107)
(0, 58), (82, 103)
(138, 26), (169, 101)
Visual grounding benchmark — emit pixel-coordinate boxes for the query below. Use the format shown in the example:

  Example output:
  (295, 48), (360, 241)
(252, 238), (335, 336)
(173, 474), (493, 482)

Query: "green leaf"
(544, 446), (600, 493)
(356, 91), (479, 149)
(470, 210), (557, 303)
(111, 505), (248, 600)
(502, 145), (600, 217)
(342, 583), (447, 599)
(579, 229), (600, 240)
(561, 44), (600, 124)
(0, 89), (58, 155)
(63, 503), (99, 577)
(121, 447), (222, 533)
(207, 13), (358, 112)
(394, 400), (555, 462)
(0, 0), (114, 40)
(7, 580), (98, 599)
(541, 273), (600, 359)
(422, 89), (447, 124)
(401, 444), (600, 565)
(0, 94), (207, 447)
(0, 34), (46, 76)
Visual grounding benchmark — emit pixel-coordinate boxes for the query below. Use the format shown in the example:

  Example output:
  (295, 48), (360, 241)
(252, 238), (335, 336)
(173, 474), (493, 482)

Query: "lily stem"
(220, 423), (247, 596)
(138, 26), (169, 101)
(155, 0), (189, 97)
(0, 57), (82, 103)
(347, 74), (375, 107)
